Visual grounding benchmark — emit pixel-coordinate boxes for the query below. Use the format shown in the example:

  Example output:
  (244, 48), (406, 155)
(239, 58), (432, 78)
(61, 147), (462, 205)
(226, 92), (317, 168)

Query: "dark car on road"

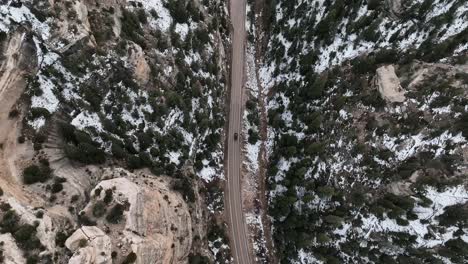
(234, 133), (238, 140)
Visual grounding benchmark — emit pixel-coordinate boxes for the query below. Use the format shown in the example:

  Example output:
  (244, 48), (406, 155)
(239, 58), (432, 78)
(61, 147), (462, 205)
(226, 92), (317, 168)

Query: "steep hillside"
(255, 0), (468, 263)
(0, 0), (229, 181)
(0, 0), (231, 262)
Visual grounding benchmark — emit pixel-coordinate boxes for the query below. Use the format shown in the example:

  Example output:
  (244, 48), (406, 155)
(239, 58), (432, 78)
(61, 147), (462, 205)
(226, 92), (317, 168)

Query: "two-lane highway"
(225, 0), (251, 263)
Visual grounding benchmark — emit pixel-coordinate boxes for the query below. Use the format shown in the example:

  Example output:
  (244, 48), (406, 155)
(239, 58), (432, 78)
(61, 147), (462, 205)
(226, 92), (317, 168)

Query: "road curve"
(225, 0), (251, 263)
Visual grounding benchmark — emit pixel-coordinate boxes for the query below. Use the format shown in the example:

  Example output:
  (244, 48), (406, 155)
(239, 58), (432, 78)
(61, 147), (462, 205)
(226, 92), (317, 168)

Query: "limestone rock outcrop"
(65, 226), (112, 264)
(375, 65), (406, 103)
(408, 61), (468, 91)
(8, 198), (56, 251)
(0, 234), (26, 264)
(127, 43), (151, 85)
(385, 0), (402, 18)
(51, 0), (95, 52)
(78, 168), (192, 264)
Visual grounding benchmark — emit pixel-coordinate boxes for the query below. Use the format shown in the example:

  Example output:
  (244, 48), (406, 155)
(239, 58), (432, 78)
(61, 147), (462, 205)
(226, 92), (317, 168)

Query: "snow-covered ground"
(358, 186), (468, 248)
(260, 0), (468, 262)
(130, 0), (172, 31)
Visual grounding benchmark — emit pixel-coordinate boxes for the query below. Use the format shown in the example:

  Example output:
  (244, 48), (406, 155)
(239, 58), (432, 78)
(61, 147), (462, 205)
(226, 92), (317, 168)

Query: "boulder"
(375, 65), (406, 103)
(128, 43), (151, 85)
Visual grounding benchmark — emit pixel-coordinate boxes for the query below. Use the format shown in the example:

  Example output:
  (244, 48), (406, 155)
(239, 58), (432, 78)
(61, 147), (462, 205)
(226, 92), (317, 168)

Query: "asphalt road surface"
(225, 0), (251, 263)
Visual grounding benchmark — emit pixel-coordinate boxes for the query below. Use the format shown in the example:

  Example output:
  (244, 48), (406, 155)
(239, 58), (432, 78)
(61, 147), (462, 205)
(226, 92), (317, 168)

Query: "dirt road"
(225, 0), (251, 263)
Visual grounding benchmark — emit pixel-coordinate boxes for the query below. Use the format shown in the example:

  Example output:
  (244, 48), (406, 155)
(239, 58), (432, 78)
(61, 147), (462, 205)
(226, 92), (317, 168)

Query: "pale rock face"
(8, 198), (56, 252)
(65, 226), (112, 264)
(91, 177), (141, 232)
(0, 234), (26, 264)
(385, 0), (402, 17)
(376, 65), (406, 103)
(127, 43), (151, 85)
(0, 30), (39, 204)
(73, 0), (92, 33)
(52, 0), (95, 51)
(387, 181), (413, 196)
(81, 168), (192, 264)
(123, 232), (173, 264)
(112, 10), (122, 38)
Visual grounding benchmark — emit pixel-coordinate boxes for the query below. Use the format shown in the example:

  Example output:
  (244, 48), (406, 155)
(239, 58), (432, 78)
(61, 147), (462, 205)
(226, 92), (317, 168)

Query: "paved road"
(225, 0), (251, 263)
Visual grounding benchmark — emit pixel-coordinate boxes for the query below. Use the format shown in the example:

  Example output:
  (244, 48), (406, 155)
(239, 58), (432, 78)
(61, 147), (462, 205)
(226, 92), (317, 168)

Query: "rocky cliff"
(0, 166), (194, 263)
(76, 169), (193, 264)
